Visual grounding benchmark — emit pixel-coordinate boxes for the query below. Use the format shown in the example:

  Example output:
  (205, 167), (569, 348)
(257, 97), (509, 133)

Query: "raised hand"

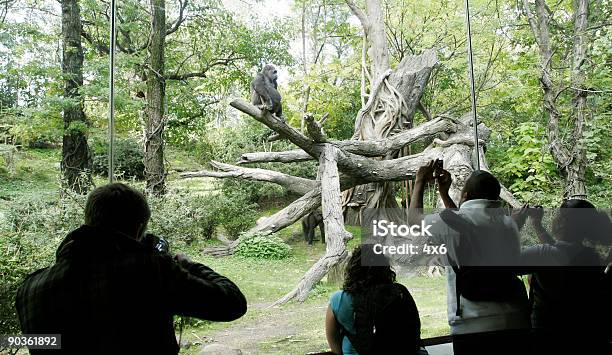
(415, 160), (436, 184)
(435, 168), (452, 196)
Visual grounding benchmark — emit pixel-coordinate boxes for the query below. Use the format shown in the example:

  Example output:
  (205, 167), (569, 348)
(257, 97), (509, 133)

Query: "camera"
(143, 233), (170, 254)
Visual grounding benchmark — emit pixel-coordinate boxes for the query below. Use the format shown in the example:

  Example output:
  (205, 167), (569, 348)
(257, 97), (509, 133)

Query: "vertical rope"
(465, 0), (480, 170)
(108, 0), (117, 183)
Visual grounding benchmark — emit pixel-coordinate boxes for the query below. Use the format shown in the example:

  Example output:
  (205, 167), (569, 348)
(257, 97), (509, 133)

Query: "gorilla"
(250, 64), (283, 119)
(302, 210), (325, 245)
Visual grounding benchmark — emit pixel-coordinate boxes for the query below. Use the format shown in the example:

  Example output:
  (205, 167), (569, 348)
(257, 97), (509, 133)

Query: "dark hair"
(461, 170), (501, 201)
(342, 245), (396, 295)
(84, 183), (150, 234)
(552, 199), (612, 245)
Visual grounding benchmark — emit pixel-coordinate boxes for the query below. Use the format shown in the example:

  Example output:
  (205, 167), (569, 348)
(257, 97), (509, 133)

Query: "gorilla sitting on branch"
(251, 64), (284, 141)
(251, 64), (283, 118)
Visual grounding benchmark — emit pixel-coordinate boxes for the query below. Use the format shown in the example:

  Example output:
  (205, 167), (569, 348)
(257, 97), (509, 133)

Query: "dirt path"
(191, 301), (328, 355)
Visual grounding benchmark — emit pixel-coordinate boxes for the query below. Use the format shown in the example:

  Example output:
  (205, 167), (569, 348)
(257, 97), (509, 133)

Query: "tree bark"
(523, 0), (590, 199)
(238, 114), (456, 164)
(272, 144), (351, 305)
(144, 0), (167, 195)
(61, 0), (91, 194)
(343, 1), (438, 224)
(565, 0), (589, 199)
(181, 161), (317, 196)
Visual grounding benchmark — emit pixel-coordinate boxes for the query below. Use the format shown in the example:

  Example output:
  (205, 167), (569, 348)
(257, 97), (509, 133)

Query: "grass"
(0, 148), (60, 202)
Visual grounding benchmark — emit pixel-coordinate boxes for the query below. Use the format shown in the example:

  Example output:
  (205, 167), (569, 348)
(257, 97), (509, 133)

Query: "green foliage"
(0, 195), (84, 334)
(235, 232), (292, 260)
(190, 120), (317, 204)
(90, 137), (145, 180)
(0, 231), (55, 334)
(491, 122), (557, 202)
(148, 192), (221, 246)
(215, 194), (259, 239)
(148, 191), (259, 244)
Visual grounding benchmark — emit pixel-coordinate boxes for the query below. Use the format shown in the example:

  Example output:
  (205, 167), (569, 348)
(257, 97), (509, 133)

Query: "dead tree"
(181, 1), (522, 304)
(181, 99), (520, 303)
(341, 1), (438, 224)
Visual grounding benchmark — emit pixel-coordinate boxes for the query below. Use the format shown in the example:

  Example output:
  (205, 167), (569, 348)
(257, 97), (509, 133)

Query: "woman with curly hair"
(325, 245), (424, 355)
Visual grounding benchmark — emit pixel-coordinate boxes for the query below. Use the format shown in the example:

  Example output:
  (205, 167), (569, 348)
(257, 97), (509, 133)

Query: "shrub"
(234, 232), (292, 260)
(215, 194), (258, 239)
(148, 192), (221, 247)
(90, 137), (145, 180)
(491, 122), (557, 202)
(0, 231), (54, 334)
(0, 196), (83, 334)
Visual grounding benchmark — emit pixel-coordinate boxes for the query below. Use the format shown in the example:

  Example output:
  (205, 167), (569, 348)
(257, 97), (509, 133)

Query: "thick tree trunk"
(144, 0), (166, 195)
(565, 0), (589, 199)
(272, 144), (352, 305)
(60, 0), (91, 194)
(344, 0), (437, 223)
(523, 0), (590, 199)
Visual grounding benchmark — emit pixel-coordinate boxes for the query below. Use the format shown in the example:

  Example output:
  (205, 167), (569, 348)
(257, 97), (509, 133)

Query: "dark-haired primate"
(251, 64), (283, 119)
(15, 183), (247, 355)
(302, 210), (325, 245)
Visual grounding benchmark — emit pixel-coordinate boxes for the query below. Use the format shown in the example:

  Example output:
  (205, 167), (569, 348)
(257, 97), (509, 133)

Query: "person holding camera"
(15, 183), (247, 354)
(409, 160), (530, 355)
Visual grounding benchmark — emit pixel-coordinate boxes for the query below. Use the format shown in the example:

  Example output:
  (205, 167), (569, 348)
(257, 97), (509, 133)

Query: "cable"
(108, 0), (117, 183)
(464, 0), (480, 170)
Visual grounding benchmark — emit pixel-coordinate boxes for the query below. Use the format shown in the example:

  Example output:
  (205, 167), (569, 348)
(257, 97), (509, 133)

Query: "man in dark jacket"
(15, 183), (247, 354)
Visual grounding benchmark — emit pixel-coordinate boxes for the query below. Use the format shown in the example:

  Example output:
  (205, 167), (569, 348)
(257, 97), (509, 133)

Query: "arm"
(511, 204), (529, 230)
(253, 76), (273, 108)
(408, 160), (436, 225)
(164, 253), (247, 321)
(325, 304), (343, 354)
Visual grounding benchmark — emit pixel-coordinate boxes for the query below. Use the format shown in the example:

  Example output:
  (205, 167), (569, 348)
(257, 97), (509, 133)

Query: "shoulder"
(17, 267), (50, 293)
(424, 212), (457, 240)
(330, 290), (346, 303)
(330, 290), (352, 309)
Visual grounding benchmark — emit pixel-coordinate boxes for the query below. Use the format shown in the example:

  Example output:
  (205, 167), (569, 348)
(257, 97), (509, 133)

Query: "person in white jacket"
(409, 160), (530, 355)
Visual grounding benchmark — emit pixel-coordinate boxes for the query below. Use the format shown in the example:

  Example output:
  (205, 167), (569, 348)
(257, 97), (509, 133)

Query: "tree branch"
(180, 160), (316, 195)
(344, 0), (369, 29)
(237, 115), (458, 164)
(304, 114), (327, 143)
(166, 0), (188, 36)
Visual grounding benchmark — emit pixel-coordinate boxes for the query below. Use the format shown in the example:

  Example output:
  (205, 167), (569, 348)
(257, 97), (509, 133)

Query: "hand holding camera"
(142, 233), (170, 254)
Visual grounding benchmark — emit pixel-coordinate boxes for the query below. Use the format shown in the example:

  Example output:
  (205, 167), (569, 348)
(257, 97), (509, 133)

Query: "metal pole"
(465, 0), (480, 170)
(108, 0), (117, 183)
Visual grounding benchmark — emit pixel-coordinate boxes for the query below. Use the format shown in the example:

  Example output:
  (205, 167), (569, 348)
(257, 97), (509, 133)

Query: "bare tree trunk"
(61, 0), (91, 194)
(272, 144), (352, 305)
(144, 0), (166, 195)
